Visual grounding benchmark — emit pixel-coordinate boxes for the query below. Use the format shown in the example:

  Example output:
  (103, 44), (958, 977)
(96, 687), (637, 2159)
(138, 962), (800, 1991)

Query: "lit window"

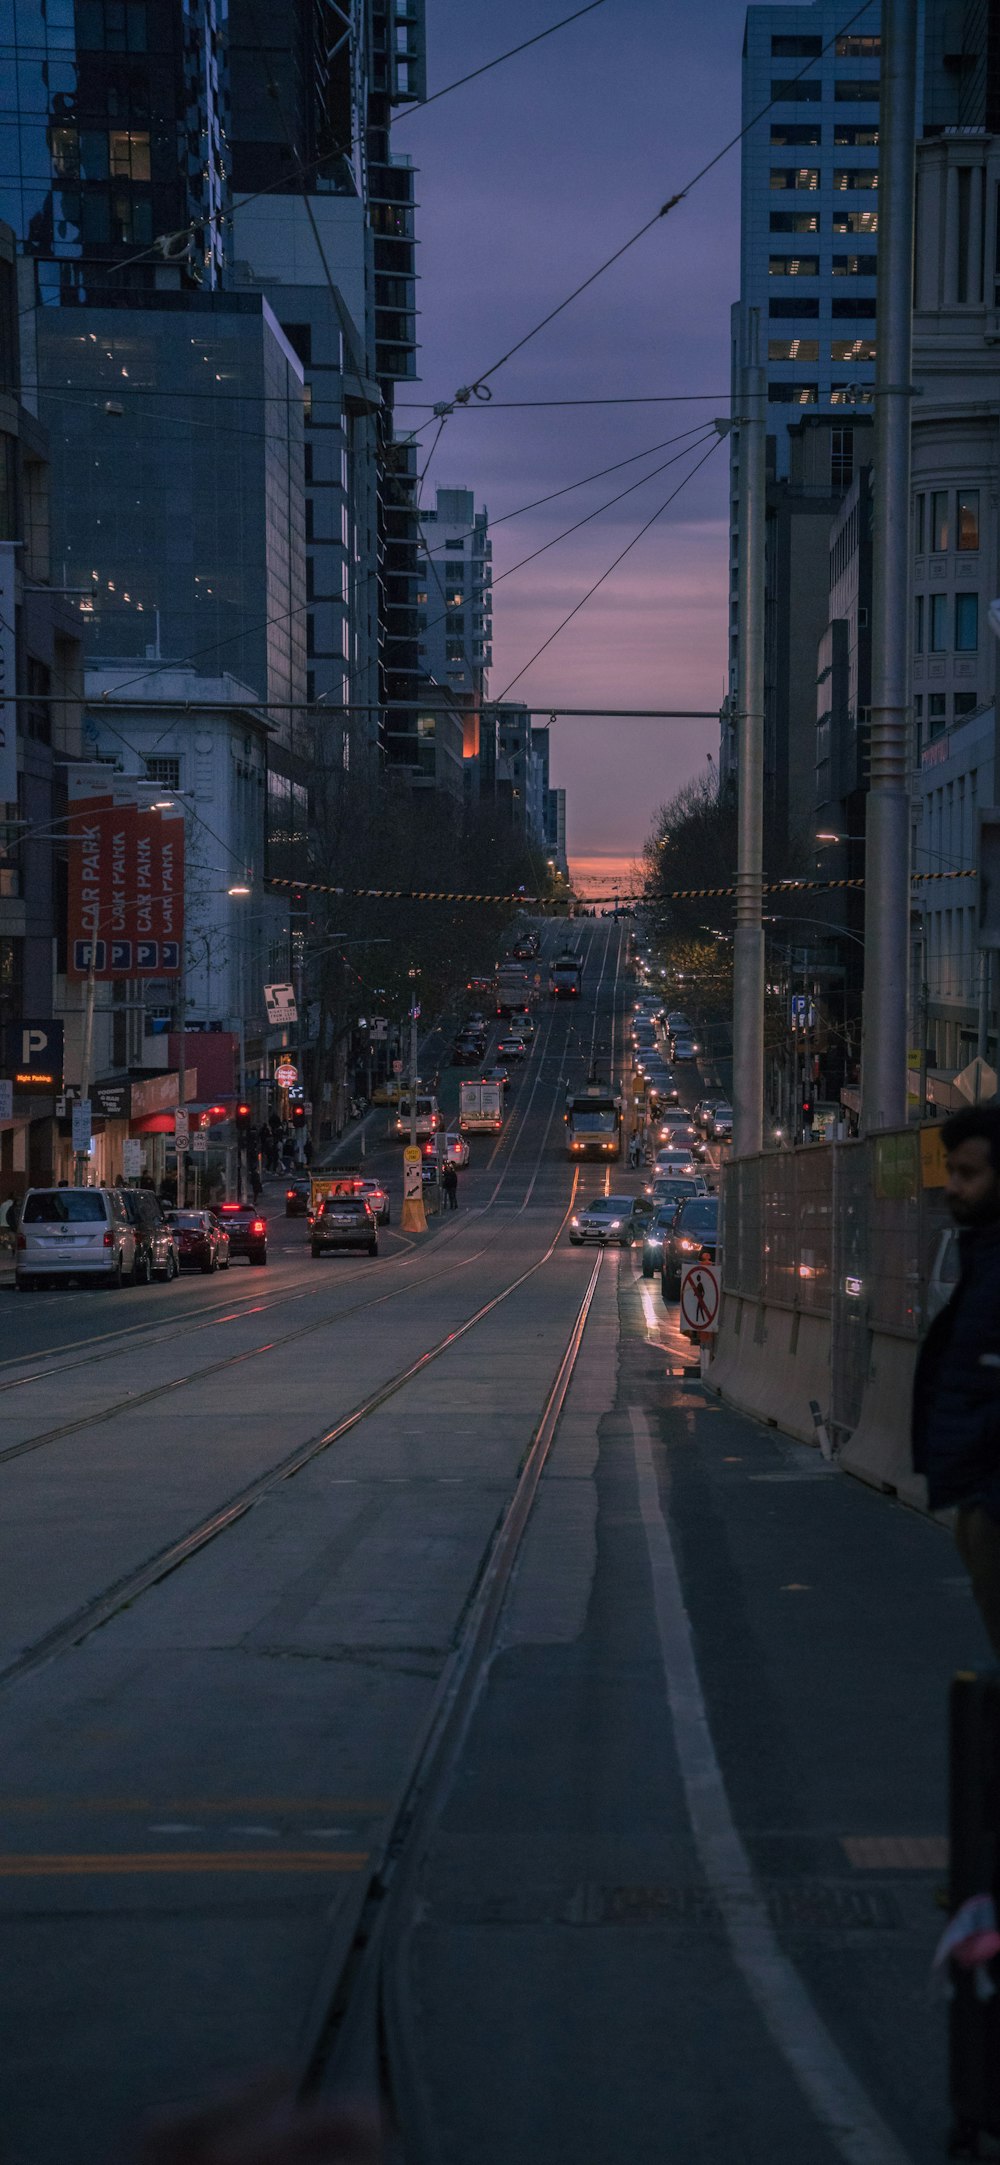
(770, 211), (819, 233)
(768, 338), (819, 361)
(834, 125), (879, 146)
(769, 255), (819, 276)
(955, 594), (979, 652)
(833, 169), (879, 190)
(833, 208), (878, 233)
(770, 168), (820, 191)
(831, 254), (877, 275)
(109, 129), (150, 179)
(831, 338), (876, 361)
(768, 383), (818, 404)
(957, 491), (980, 551)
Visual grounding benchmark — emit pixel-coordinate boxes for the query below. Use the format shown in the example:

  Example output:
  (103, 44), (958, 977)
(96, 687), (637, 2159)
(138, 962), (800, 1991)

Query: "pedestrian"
(912, 1105), (1000, 1657)
(303, 1134), (313, 1167)
(250, 1163), (262, 1203)
(628, 1132), (640, 1169)
(0, 1192), (17, 1230)
(441, 1160), (458, 1211)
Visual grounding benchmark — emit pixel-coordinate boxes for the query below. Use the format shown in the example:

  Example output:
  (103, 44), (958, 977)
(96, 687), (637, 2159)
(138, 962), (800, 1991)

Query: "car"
(661, 1196), (719, 1298)
(357, 1178), (391, 1225)
(168, 1209), (231, 1273)
(497, 1034), (527, 1060)
(640, 1205), (681, 1277)
(467, 975), (493, 994)
(648, 1152), (697, 1188)
(119, 1187), (178, 1282)
(442, 1131), (470, 1168)
(672, 1034), (698, 1062)
(15, 1184), (138, 1290)
(516, 1012), (535, 1042)
(484, 1063), (511, 1093)
(693, 1098), (722, 1132)
(666, 1011), (691, 1032)
(651, 1070), (680, 1104)
(656, 1119), (696, 1150)
(647, 1174), (708, 1216)
(311, 1192), (378, 1258)
(285, 1175), (311, 1215)
(709, 1103), (733, 1141)
(215, 1201), (269, 1262)
(568, 1194), (648, 1247)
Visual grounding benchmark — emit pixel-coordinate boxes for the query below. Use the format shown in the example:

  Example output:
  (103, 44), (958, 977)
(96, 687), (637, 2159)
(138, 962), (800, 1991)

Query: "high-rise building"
(417, 486), (492, 708)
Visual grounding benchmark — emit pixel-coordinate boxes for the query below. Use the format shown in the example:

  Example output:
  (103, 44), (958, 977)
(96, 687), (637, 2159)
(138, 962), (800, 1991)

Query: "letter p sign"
(22, 1028), (48, 1063)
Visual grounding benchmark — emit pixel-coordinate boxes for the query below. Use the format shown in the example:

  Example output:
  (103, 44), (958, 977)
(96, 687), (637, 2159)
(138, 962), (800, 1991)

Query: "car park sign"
(679, 1261), (720, 1334)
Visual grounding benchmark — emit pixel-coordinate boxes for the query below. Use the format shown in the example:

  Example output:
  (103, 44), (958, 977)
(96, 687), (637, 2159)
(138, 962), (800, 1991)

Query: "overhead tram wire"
(392, 1), (609, 122)
(419, 0), (877, 414)
(493, 433), (725, 702)
(395, 424), (720, 658)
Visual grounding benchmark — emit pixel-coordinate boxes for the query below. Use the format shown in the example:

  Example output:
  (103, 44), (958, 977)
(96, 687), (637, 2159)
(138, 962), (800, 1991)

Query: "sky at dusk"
(399, 0), (756, 870)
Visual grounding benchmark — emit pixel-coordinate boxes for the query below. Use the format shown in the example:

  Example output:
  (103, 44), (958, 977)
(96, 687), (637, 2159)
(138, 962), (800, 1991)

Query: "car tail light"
(103, 1230), (113, 1247)
(252, 1220), (265, 1235)
(286, 1188), (296, 1198)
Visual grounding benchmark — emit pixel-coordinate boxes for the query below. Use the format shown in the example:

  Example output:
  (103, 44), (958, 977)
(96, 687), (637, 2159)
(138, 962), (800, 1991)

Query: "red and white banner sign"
(66, 768), (184, 980)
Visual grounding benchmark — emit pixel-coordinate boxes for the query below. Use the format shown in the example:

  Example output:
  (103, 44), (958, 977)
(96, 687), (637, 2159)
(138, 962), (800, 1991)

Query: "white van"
(393, 1095), (440, 1140)
(16, 1187), (137, 1290)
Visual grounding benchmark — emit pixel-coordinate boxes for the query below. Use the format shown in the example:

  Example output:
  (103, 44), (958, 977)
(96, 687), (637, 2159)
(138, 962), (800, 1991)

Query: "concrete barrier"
(708, 1292), (831, 1448)
(837, 1328), (927, 1509)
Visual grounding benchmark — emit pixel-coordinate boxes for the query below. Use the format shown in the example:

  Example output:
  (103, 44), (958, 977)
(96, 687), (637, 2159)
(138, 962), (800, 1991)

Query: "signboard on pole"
(190, 1130), (207, 1155)
(402, 1144), (422, 1200)
(371, 1016), (388, 1041)
(122, 1138), (143, 1179)
(264, 983), (298, 1026)
(679, 1261), (720, 1335)
(274, 1060), (298, 1087)
(72, 1100), (93, 1154)
(2, 1020), (63, 1093)
(66, 765), (184, 980)
(174, 1108), (189, 1146)
(0, 541), (17, 806)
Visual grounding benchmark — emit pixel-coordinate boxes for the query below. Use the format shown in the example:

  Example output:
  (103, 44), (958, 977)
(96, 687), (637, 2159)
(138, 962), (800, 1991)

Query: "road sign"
(392, 1058), (403, 1075)
(264, 982), (298, 1027)
(72, 1100), (92, 1153)
(274, 1061), (298, 1087)
(403, 1143), (422, 1201)
(191, 1130), (208, 1155)
(679, 1260), (720, 1334)
(791, 994), (806, 1020)
(2, 1019), (64, 1094)
(371, 1016), (388, 1041)
(122, 1138), (143, 1178)
(174, 1108), (189, 1144)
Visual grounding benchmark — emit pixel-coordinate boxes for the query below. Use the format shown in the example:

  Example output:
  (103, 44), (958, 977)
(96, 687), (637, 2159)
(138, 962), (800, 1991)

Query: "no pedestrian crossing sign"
(679, 1261), (720, 1335)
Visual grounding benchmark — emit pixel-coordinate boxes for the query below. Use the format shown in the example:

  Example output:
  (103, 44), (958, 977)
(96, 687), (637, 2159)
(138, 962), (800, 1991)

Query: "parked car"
(357, 1178), (391, 1225)
(167, 1209), (231, 1273)
(569, 1194), (649, 1247)
(311, 1192), (378, 1258)
(285, 1175), (311, 1217)
(15, 1185), (137, 1290)
(119, 1187), (178, 1282)
(661, 1196), (719, 1298)
(215, 1201), (268, 1263)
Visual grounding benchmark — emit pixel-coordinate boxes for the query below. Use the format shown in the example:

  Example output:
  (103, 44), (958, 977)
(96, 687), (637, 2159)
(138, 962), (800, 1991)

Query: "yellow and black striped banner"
(266, 870), (976, 907)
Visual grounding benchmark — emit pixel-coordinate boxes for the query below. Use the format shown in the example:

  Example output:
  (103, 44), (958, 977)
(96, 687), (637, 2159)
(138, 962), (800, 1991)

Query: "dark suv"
(119, 1188), (178, 1282)
(216, 1202), (268, 1264)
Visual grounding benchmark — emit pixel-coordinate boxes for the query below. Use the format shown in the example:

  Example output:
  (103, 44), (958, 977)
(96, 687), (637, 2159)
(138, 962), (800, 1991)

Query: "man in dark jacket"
(913, 1104), (1000, 1655)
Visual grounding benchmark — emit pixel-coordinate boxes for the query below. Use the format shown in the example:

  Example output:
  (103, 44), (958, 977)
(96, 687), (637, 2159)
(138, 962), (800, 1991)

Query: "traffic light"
(801, 1097), (814, 1126)
(235, 1102), (252, 1137)
(291, 1102), (306, 1127)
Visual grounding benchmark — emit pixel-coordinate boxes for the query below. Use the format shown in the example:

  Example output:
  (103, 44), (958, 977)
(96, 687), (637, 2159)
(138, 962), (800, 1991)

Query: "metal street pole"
(861, 0), (917, 1131)
(74, 937), (98, 1187)
(732, 332), (766, 1157)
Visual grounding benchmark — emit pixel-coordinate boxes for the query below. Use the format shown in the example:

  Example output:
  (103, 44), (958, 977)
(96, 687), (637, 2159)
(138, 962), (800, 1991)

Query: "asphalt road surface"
(0, 920), (984, 2165)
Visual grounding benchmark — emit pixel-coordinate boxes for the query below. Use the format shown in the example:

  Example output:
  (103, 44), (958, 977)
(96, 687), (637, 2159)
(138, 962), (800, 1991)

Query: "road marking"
(0, 1850), (368, 1877)
(629, 1407), (915, 2165)
(842, 1837), (948, 1871)
(0, 1797), (389, 1814)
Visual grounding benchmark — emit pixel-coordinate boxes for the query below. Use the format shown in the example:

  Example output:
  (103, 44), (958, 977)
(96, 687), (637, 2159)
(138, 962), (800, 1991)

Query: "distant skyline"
(403, 0), (752, 860)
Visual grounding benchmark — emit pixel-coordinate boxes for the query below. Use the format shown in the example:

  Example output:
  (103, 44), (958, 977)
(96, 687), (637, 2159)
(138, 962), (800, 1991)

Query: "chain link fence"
(721, 1129), (953, 1442)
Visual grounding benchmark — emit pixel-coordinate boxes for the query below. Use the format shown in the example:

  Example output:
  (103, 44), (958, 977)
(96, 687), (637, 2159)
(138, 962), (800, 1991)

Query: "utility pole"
(860, 0), (917, 1131)
(732, 321), (766, 1157)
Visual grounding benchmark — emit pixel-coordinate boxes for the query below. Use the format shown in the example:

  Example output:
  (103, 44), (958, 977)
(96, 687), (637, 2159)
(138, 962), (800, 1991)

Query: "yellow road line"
(0, 1850), (368, 1876)
(0, 1798), (388, 1815)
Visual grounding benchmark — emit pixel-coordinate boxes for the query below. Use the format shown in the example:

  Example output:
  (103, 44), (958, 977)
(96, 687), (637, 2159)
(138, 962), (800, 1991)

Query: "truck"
(565, 1082), (622, 1160)
(459, 1078), (503, 1134)
(496, 963), (531, 1017)
(549, 949), (583, 998)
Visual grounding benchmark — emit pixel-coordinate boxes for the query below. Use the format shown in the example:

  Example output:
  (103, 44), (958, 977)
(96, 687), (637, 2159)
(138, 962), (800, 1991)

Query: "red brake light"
(286, 1188), (296, 1197)
(103, 1231), (113, 1247)
(252, 1220), (265, 1234)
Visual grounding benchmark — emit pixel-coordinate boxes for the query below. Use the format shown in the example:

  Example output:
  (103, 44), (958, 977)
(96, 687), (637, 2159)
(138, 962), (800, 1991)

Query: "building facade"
(417, 486), (493, 713)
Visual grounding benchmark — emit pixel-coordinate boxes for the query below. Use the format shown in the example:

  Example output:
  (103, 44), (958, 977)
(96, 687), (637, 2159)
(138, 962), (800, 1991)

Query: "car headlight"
(608, 1220), (621, 1230)
(570, 1215), (580, 1227)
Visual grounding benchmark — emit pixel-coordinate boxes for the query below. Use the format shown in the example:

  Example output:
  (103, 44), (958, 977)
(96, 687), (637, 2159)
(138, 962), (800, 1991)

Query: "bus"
(549, 949), (583, 998)
(565, 1083), (622, 1160)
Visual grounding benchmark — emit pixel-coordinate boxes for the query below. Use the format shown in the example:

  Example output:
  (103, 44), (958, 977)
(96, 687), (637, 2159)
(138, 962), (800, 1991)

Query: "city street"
(0, 921), (985, 2164)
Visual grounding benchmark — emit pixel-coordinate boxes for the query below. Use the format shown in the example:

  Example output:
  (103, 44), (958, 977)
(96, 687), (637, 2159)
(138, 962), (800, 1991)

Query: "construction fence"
(715, 1127), (954, 1488)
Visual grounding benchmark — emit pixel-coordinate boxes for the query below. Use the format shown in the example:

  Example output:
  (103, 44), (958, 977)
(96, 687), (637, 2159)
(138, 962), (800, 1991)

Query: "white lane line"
(628, 1406), (915, 2165)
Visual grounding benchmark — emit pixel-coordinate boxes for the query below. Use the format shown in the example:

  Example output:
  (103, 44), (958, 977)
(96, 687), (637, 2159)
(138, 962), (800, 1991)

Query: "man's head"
(941, 1106), (1000, 1227)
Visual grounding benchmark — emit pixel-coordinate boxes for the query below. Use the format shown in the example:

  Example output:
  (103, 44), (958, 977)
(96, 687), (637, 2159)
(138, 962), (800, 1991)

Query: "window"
(929, 593), (948, 651)
(771, 77), (821, 101)
(831, 338), (877, 360)
(929, 693), (947, 735)
(831, 428), (854, 488)
(833, 169), (879, 190)
(770, 168), (820, 191)
(145, 757), (180, 788)
(109, 129), (150, 179)
(770, 296), (820, 317)
(832, 296), (877, 318)
(833, 208), (878, 233)
(445, 643), (464, 662)
(444, 560), (464, 578)
(768, 383), (818, 404)
(835, 78), (880, 102)
(954, 692), (979, 718)
(446, 589), (463, 607)
(75, 0), (147, 48)
(914, 594), (924, 653)
(449, 615), (465, 633)
(769, 338), (819, 361)
(832, 254), (877, 275)
(955, 594), (979, 651)
(772, 34), (822, 55)
(958, 490), (980, 550)
(931, 490), (950, 551)
(837, 34), (880, 56)
(769, 255), (819, 276)
(834, 124), (879, 145)
(771, 122), (821, 146)
(914, 494), (925, 553)
(770, 211), (819, 233)
(445, 538), (464, 549)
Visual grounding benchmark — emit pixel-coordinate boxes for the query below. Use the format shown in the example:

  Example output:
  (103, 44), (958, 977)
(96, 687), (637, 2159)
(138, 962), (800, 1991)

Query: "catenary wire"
(393, 1), (609, 122)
